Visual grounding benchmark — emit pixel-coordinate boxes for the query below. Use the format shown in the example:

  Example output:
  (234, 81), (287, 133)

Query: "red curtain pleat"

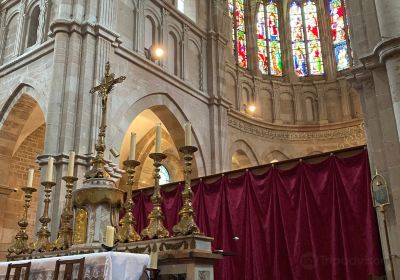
(132, 150), (384, 279)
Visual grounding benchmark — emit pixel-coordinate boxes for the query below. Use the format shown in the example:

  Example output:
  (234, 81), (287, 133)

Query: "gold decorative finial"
(85, 62), (126, 179)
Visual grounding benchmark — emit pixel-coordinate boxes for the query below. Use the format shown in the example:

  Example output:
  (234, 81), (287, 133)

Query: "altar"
(0, 252), (149, 280)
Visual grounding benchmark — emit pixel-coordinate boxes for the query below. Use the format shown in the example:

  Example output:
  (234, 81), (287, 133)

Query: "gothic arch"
(111, 92), (207, 176)
(263, 150), (289, 163)
(230, 139), (259, 169)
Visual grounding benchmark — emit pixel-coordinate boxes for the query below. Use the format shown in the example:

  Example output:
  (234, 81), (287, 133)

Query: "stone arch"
(117, 0), (137, 49)
(303, 91), (317, 122)
(224, 71), (237, 109)
(167, 30), (181, 76)
(176, 0), (197, 22)
(263, 150), (289, 163)
(279, 92), (295, 124)
(2, 13), (19, 63)
(0, 91), (45, 257)
(187, 38), (201, 89)
(25, 2), (40, 49)
(230, 140), (259, 170)
(144, 9), (161, 49)
(111, 93), (207, 177)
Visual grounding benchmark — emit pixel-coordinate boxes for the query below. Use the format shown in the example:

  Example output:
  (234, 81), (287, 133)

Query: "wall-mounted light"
(371, 169), (390, 208)
(248, 104), (256, 114)
(145, 45), (165, 62)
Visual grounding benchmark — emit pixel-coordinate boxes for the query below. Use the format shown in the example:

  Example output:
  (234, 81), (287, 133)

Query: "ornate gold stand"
(31, 181), (56, 252)
(8, 186), (37, 255)
(117, 159), (141, 242)
(141, 153), (170, 239)
(53, 176), (78, 250)
(173, 146), (201, 236)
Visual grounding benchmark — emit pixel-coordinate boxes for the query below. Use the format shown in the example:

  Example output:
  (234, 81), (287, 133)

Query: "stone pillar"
(354, 66), (400, 280)
(37, 0), (50, 44)
(338, 78), (352, 121)
(15, 1), (27, 55)
(292, 84), (303, 124)
(314, 81), (328, 124)
(374, 0), (400, 38)
(0, 9), (7, 58)
(272, 81), (282, 124)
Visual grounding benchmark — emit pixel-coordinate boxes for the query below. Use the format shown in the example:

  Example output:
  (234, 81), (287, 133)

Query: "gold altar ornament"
(8, 186), (37, 255)
(73, 208), (88, 245)
(141, 153), (170, 239)
(173, 146), (201, 236)
(31, 181), (56, 252)
(53, 176), (78, 250)
(85, 62), (126, 179)
(117, 159), (141, 242)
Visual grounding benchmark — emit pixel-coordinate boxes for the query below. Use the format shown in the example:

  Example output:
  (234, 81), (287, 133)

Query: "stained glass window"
(159, 165), (171, 185)
(257, 1), (283, 76)
(329, 0), (351, 71)
(290, 1), (324, 76)
(229, 0), (248, 69)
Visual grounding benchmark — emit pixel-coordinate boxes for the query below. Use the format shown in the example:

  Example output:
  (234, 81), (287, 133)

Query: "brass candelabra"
(141, 153), (170, 239)
(8, 186), (37, 255)
(117, 159), (141, 242)
(53, 176), (78, 250)
(173, 146), (201, 236)
(31, 181), (56, 252)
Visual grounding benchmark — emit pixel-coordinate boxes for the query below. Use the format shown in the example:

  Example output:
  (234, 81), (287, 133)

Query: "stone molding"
(0, 184), (16, 196)
(228, 113), (365, 142)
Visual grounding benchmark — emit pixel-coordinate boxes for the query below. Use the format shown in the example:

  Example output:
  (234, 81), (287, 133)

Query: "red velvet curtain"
(132, 150), (384, 279)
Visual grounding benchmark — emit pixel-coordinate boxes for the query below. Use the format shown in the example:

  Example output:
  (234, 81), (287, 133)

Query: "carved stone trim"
(228, 116), (366, 142)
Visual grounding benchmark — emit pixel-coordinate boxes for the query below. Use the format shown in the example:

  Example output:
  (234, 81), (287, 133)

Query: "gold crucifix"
(85, 62), (126, 179)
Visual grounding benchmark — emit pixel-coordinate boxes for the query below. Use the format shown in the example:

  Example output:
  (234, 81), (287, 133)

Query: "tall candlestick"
(67, 151), (75, 177)
(129, 133), (136, 160)
(185, 123), (192, 146)
(155, 125), (161, 153)
(27, 168), (34, 188)
(46, 157), (54, 182)
(105, 226), (115, 247)
(149, 252), (158, 269)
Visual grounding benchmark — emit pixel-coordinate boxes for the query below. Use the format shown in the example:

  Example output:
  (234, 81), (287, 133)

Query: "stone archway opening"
(0, 92), (45, 258)
(231, 149), (252, 170)
(119, 106), (198, 189)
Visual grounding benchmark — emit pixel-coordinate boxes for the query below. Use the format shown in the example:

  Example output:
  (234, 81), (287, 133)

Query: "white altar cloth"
(0, 252), (150, 280)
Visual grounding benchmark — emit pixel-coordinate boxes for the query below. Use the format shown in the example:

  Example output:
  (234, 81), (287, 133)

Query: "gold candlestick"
(117, 159), (141, 242)
(8, 186), (36, 255)
(173, 146), (201, 236)
(31, 181), (56, 252)
(141, 153), (170, 239)
(53, 176), (78, 250)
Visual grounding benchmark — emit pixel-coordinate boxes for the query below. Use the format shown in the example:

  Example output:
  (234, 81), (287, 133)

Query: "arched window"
(176, 0), (197, 22)
(228, 0), (247, 69)
(290, 1), (324, 76)
(26, 6), (41, 48)
(159, 165), (171, 185)
(2, 14), (19, 63)
(329, 0), (352, 71)
(257, 0), (283, 76)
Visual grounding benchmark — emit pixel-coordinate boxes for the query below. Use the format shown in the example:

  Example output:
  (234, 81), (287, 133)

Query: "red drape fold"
(132, 150), (384, 279)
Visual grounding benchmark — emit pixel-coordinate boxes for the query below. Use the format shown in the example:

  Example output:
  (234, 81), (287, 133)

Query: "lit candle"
(67, 151), (75, 177)
(149, 252), (158, 269)
(26, 168), (34, 188)
(129, 132), (136, 160)
(46, 157), (54, 182)
(155, 124), (161, 153)
(184, 123), (192, 146)
(105, 226), (114, 247)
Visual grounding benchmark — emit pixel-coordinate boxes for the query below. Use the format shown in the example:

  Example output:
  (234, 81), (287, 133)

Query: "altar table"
(0, 252), (150, 280)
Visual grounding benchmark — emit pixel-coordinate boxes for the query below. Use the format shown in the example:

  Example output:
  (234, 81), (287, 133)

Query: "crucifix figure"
(85, 62), (126, 179)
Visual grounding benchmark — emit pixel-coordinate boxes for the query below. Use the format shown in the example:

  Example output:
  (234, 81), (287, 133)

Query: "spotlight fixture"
(145, 45), (165, 62)
(248, 104), (256, 113)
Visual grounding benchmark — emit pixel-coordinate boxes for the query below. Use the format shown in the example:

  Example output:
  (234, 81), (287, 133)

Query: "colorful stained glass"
(304, 1), (323, 75)
(257, 3), (268, 74)
(267, 2), (282, 76)
(228, 0), (235, 53)
(329, 0), (351, 70)
(290, 2), (307, 76)
(236, 0), (247, 68)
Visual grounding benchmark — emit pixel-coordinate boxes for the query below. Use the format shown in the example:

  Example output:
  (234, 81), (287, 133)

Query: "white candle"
(46, 157), (54, 182)
(149, 252), (158, 269)
(185, 122), (192, 146)
(155, 125), (161, 153)
(105, 226), (114, 247)
(67, 151), (75, 177)
(129, 132), (136, 160)
(26, 168), (34, 188)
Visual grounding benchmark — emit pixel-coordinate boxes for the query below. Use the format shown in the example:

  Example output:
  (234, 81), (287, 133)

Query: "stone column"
(338, 78), (352, 121)
(272, 81), (282, 124)
(15, 1), (27, 55)
(37, 0), (50, 44)
(292, 84), (303, 124)
(314, 81), (328, 124)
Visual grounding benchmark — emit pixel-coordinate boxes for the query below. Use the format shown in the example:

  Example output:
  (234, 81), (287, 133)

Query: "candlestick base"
(101, 243), (119, 252)
(144, 268), (160, 280)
